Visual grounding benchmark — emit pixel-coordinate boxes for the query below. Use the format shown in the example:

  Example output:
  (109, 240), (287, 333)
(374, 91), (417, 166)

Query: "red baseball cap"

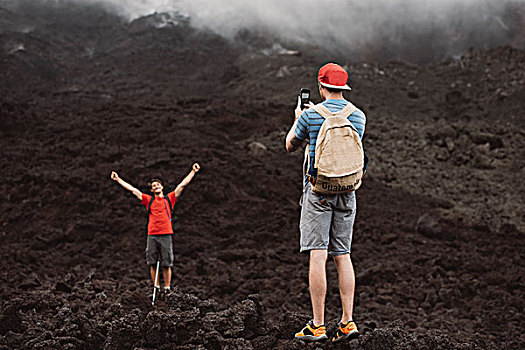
(318, 63), (351, 90)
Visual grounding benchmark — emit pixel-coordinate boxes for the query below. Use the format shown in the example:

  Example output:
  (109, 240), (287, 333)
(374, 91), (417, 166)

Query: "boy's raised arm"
(110, 171), (142, 200)
(174, 163), (200, 198)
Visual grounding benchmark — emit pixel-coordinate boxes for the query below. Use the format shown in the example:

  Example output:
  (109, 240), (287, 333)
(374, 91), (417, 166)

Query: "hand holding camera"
(300, 88), (311, 109)
(295, 88), (312, 120)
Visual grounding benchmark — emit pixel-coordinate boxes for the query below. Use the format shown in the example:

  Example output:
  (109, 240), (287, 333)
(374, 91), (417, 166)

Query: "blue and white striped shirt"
(294, 99), (366, 179)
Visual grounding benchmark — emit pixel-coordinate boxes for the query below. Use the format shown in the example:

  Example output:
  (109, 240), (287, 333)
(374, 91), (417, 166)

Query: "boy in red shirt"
(110, 163), (200, 294)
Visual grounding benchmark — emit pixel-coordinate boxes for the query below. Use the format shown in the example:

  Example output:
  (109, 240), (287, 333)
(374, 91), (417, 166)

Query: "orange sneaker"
(294, 320), (328, 342)
(331, 320), (359, 343)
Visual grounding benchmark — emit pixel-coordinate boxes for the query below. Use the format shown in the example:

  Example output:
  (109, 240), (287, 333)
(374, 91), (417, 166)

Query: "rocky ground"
(0, 1), (524, 349)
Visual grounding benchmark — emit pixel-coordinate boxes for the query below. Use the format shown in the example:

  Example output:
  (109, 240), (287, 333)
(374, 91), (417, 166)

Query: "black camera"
(300, 88), (310, 109)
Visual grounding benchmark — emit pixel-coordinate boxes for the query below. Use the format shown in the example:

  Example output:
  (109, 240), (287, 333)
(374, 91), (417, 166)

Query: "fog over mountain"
(5, 0), (525, 62)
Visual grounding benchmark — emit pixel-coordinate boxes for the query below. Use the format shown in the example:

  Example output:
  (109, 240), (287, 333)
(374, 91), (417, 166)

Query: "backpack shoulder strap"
(311, 102), (357, 119)
(165, 196), (172, 211)
(147, 195), (155, 214)
(145, 195), (154, 233)
(165, 196), (174, 219)
(335, 102), (357, 117)
(311, 104), (334, 119)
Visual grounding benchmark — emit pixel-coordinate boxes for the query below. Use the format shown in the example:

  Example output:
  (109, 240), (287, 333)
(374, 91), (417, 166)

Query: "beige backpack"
(308, 103), (364, 194)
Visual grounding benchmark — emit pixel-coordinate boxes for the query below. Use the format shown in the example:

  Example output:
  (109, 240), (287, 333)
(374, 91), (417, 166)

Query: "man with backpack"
(110, 163), (200, 295)
(285, 63), (366, 343)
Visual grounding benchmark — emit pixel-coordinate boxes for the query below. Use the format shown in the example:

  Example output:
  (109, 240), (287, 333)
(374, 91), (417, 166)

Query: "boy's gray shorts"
(146, 235), (174, 266)
(299, 182), (356, 255)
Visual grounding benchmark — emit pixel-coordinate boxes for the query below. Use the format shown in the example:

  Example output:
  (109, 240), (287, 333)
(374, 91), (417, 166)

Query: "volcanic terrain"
(0, 2), (524, 349)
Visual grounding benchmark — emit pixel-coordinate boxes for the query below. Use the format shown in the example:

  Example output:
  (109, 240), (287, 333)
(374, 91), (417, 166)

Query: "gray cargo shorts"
(146, 234), (174, 267)
(299, 182), (356, 255)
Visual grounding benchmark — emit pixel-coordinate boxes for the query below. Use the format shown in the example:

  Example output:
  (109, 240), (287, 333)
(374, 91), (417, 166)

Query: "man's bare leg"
(163, 267), (172, 288)
(333, 253), (356, 323)
(310, 249), (328, 326)
(150, 265), (160, 287)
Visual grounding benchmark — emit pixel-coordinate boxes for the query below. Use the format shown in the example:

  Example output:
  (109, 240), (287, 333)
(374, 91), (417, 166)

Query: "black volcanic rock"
(0, 2), (523, 349)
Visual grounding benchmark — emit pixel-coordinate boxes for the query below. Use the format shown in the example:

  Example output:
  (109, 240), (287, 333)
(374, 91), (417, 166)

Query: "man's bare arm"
(286, 120), (303, 153)
(174, 163), (200, 198)
(110, 171), (142, 200)
(286, 97), (310, 152)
